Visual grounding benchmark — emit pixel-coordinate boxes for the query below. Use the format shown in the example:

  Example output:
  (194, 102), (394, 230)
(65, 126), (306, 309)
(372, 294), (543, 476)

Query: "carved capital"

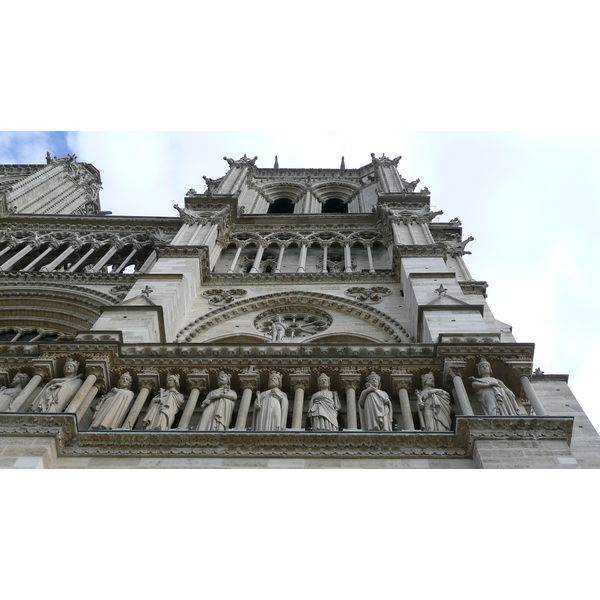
(85, 361), (110, 392)
(289, 372), (311, 392)
(504, 360), (533, 382)
(238, 372), (260, 391)
(443, 359), (466, 385)
(137, 372), (160, 392)
(32, 359), (56, 382)
(390, 372), (412, 393)
(340, 372), (361, 392)
(186, 372), (209, 392)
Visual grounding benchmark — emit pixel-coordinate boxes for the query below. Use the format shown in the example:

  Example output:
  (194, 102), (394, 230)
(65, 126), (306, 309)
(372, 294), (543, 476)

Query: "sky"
(3, 2), (600, 598)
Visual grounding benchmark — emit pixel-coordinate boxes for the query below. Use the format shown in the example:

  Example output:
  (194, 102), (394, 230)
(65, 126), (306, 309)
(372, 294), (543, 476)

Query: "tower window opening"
(322, 198), (348, 213)
(267, 198), (295, 214)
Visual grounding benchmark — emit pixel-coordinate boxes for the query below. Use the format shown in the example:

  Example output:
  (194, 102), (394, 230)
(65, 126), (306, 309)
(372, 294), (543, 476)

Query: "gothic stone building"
(1, 151), (599, 468)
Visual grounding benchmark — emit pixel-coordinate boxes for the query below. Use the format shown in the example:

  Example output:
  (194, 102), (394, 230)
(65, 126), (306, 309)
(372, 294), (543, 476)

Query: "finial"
(434, 285), (447, 296)
(274, 155), (279, 169)
(340, 156), (345, 170)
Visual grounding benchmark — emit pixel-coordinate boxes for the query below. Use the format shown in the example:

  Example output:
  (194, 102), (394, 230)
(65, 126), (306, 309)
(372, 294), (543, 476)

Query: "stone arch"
(176, 291), (413, 343)
(0, 283), (120, 337)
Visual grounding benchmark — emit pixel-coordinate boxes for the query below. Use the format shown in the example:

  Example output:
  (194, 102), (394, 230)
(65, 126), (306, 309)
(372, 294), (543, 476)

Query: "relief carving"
(308, 373), (340, 431)
(90, 372), (135, 430)
(416, 372), (452, 432)
(252, 371), (288, 431)
(197, 371), (237, 431)
(30, 358), (83, 413)
(470, 359), (520, 416)
(0, 372), (30, 412)
(142, 374), (185, 430)
(358, 372), (393, 431)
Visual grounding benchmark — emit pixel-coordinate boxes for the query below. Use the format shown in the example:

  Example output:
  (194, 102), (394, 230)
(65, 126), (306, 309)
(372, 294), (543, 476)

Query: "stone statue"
(142, 374), (185, 431)
(307, 373), (341, 431)
(90, 372), (135, 430)
(0, 373), (30, 412)
(197, 371), (238, 431)
(31, 358), (83, 413)
(358, 372), (393, 431)
(416, 372), (452, 432)
(252, 371), (288, 431)
(470, 359), (520, 416)
(270, 314), (287, 342)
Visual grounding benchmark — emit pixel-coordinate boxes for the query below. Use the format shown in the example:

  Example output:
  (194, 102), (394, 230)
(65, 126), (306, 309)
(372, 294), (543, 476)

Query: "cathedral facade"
(1, 151), (598, 468)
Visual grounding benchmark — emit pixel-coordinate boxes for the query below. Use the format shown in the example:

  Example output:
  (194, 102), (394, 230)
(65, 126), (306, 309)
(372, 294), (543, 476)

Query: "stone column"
(122, 372), (159, 430)
(296, 243), (308, 273)
(113, 245), (139, 274)
(419, 221), (436, 244)
(275, 244), (286, 273)
(66, 362), (109, 418)
(406, 221), (418, 244)
(343, 244), (353, 273)
(177, 372), (209, 430)
(366, 245), (376, 274)
(520, 375), (546, 416)
(321, 245), (329, 273)
(234, 370), (260, 429)
(443, 360), (474, 416)
(227, 245), (243, 273)
(90, 243), (121, 272)
(340, 372), (361, 430)
(0, 244), (35, 271)
(68, 243), (100, 272)
(249, 244), (265, 273)
(22, 243), (56, 272)
(8, 363), (52, 412)
(391, 372), (416, 430)
(289, 372), (310, 430)
(41, 242), (80, 272)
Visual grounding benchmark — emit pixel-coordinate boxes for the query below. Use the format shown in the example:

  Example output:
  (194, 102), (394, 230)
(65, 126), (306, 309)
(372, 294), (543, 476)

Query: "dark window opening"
(321, 198), (348, 213)
(267, 198), (295, 214)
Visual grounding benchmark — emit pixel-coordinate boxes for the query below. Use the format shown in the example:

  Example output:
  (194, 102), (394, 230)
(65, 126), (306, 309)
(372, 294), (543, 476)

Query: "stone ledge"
(0, 414), (574, 463)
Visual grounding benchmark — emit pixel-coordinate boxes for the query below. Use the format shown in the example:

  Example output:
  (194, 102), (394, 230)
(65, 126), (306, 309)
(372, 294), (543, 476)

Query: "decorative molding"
(176, 291), (413, 343)
(201, 288), (248, 305)
(0, 414), (574, 460)
(344, 286), (392, 304)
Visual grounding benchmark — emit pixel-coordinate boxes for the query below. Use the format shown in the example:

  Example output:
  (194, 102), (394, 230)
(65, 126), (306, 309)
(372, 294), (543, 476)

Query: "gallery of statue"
(0, 151), (598, 468)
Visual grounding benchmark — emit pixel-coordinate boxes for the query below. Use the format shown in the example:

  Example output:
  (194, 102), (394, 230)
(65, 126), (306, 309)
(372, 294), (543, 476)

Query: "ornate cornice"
(208, 272), (396, 285)
(0, 414), (574, 460)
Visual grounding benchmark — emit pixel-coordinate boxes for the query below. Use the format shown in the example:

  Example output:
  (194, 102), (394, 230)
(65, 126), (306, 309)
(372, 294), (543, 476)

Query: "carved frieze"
(254, 307), (333, 340)
(201, 288), (248, 305)
(345, 286), (392, 304)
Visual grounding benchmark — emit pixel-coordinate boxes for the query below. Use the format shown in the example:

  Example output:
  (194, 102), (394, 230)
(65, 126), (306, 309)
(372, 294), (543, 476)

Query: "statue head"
(11, 372), (30, 388)
(166, 374), (181, 390)
(268, 371), (282, 389)
(317, 373), (330, 389)
(118, 372), (133, 389)
(217, 371), (231, 387)
(421, 372), (435, 388)
(366, 372), (381, 388)
(476, 359), (492, 377)
(63, 358), (79, 376)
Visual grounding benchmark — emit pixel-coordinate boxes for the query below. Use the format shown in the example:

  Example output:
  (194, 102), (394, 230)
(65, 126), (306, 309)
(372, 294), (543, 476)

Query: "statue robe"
(252, 387), (288, 431)
(417, 387), (452, 432)
(143, 388), (185, 431)
(358, 387), (393, 431)
(197, 386), (238, 431)
(472, 377), (520, 416)
(0, 386), (23, 412)
(91, 387), (135, 430)
(31, 375), (83, 413)
(308, 390), (340, 431)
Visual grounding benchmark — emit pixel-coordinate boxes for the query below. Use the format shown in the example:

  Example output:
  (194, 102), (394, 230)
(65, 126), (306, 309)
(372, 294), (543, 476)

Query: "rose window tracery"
(254, 307), (333, 340)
